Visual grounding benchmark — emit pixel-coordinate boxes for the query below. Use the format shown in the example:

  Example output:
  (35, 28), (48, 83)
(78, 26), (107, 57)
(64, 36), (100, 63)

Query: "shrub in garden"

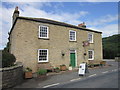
(54, 67), (60, 73)
(37, 68), (47, 75)
(2, 50), (16, 68)
(25, 67), (32, 72)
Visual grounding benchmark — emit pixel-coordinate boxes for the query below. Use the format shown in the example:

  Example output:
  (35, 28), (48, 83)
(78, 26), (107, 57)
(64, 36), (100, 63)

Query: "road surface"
(50, 71), (119, 88)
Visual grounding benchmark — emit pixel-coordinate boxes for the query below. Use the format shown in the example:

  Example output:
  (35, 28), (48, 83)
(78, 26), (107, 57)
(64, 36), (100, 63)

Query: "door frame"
(70, 50), (77, 67)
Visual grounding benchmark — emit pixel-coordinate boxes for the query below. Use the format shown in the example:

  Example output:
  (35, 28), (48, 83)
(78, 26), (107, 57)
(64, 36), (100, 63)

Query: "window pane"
(39, 50), (48, 62)
(88, 33), (93, 43)
(88, 51), (93, 59)
(70, 31), (76, 41)
(39, 26), (48, 38)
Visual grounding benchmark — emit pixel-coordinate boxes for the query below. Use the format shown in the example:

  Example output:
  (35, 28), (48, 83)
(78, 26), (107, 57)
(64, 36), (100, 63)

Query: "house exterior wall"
(10, 19), (103, 72)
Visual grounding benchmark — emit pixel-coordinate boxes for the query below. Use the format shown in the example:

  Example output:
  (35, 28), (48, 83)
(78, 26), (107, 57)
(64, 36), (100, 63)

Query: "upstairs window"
(88, 50), (94, 60)
(88, 33), (93, 43)
(38, 49), (48, 62)
(39, 25), (49, 38)
(69, 30), (76, 41)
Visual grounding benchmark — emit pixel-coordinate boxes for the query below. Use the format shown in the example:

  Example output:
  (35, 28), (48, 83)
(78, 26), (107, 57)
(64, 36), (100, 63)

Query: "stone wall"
(1, 64), (23, 88)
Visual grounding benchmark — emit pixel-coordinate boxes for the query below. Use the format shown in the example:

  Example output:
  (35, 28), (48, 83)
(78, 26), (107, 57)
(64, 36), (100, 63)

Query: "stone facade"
(1, 64), (23, 88)
(9, 18), (103, 73)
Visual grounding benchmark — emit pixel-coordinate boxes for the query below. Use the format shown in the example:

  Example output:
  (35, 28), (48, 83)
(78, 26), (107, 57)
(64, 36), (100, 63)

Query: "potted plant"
(100, 61), (106, 66)
(69, 64), (72, 70)
(88, 64), (94, 68)
(54, 67), (60, 73)
(60, 64), (67, 71)
(37, 68), (47, 78)
(24, 67), (32, 79)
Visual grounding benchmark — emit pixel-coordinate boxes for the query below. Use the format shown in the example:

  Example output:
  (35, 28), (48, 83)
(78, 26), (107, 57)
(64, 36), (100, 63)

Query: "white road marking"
(102, 71), (108, 73)
(112, 69), (117, 72)
(114, 69), (117, 71)
(88, 74), (96, 77)
(70, 78), (81, 82)
(43, 83), (60, 88)
(112, 70), (114, 72)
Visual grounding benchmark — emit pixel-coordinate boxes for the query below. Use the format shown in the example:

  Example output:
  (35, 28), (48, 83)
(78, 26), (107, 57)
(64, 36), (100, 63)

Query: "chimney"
(12, 6), (19, 24)
(78, 22), (86, 28)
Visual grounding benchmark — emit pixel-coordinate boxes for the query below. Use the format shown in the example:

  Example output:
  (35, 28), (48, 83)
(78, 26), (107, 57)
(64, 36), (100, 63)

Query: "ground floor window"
(38, 49), (48, 62)
(88, 50), (94, 60)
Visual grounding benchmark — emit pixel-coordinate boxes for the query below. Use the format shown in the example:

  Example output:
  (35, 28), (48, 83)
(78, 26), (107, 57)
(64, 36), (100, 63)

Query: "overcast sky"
(0, 0), (119, 49)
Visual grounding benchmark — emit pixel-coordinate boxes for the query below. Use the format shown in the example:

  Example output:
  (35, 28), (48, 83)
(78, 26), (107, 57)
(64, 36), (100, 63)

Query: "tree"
(102, 34), (120, 59)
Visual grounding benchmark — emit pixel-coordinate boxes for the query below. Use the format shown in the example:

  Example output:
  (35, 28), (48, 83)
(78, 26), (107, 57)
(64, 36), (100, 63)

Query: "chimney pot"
(15, 6), (18, 11)
(78, 22), (86, 28)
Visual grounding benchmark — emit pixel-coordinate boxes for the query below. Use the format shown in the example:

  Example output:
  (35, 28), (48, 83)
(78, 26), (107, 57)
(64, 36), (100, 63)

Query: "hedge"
(2, 50), (16, 68)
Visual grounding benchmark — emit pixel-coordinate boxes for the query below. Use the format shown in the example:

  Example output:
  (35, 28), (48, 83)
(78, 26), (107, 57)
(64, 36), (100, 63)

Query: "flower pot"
(54, 69), (60, 73)
(60, 65), (67, 71)
(25, 72), (32, 79)
(100, 61), (106, 66)
(69, 66), (72, 70)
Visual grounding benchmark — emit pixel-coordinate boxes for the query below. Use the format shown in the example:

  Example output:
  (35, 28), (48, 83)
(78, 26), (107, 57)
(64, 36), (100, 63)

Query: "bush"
(88, 64), (94, 68)
(60, 64), (66, 66)
(25, 67), (32, 72)
(54, 67), (60, 73)
(37, 69), (47, 75)
(54, 67), (59, 70)
(2, 50), (16, 68)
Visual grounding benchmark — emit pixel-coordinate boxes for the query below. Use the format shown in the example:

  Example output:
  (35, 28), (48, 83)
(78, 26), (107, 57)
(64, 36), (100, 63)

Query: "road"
(14, 61), (119, 88)
(50, 71), (119, 88)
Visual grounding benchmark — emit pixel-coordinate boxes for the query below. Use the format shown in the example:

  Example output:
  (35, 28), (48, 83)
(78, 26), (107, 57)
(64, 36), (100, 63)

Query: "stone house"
(9, 7), (103, 72)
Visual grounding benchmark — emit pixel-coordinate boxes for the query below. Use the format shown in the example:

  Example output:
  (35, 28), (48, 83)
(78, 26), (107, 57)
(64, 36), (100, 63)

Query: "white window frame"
(88, 50), (94, 60)
(39, 25), (49, 39)
(69, 30), (76, 41)
(88, 33), (93, 43)
(38, 49), (48, 62)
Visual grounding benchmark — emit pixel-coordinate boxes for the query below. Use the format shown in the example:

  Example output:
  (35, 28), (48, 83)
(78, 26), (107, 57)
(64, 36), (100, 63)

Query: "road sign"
(78, 63), (86, 76)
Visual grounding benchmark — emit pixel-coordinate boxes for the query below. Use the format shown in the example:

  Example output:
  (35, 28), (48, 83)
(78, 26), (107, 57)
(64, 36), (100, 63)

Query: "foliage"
(88, 64), (100, 67)
(88, 64), (94, 68)
(69, 64), (72, 66)
(37, 68), (47, 75)
(25, 67), (32, 72)
(2, 50), (16, 68)
(102, 34), (120, 59)
(54, 67), (60, 73)
(4, 42), (10, 52)
(54, 67), (59, 70)
(60, 64), (66, 66)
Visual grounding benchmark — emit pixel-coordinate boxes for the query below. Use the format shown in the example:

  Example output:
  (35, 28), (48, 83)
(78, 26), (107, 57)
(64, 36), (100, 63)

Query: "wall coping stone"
(0, 64), (23, 72)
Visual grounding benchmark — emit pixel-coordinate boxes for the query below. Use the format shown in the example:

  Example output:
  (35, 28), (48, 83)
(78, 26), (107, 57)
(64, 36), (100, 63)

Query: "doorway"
(70, 50), (76, 67)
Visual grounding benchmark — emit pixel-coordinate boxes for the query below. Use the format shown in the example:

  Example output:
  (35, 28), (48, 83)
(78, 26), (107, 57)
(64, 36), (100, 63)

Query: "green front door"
(70, 51), (76, 67)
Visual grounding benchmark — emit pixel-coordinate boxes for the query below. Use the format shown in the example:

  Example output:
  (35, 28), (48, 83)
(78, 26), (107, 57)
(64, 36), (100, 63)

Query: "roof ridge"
(10, 16), (102, 34)
(18, 16), (86, 29)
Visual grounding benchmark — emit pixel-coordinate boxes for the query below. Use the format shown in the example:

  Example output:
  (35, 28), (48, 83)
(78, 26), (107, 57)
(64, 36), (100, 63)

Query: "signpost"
(83, 41), (89, 47)
(78, 63), (86, 76)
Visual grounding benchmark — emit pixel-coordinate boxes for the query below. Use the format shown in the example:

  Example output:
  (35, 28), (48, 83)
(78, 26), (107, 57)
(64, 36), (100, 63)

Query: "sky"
(0, 0), (119, 49)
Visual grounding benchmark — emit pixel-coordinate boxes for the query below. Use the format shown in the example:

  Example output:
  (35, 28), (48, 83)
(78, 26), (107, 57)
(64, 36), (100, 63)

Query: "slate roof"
(10, 16), (102, 35)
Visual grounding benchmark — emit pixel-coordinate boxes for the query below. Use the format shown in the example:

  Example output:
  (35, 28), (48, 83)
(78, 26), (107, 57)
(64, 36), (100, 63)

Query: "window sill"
(38, 61), (49, 63)
(89, 42), (94, 44)
(38, 38), (49, 40)
(69, 40), (77, 42)
(89, 41), (94, 44)
(88, 59), (94, 60)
